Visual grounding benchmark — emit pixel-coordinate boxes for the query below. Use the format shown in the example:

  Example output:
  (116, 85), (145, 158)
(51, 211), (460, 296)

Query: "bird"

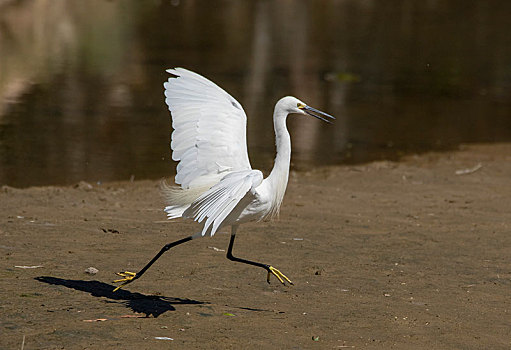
(113, 68), (334, 291)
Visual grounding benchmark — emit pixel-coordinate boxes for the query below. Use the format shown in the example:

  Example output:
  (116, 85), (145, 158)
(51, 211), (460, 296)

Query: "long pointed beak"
(301, 105), (335, 123)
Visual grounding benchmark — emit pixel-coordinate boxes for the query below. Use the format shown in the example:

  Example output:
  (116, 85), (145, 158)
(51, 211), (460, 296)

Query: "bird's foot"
(267, 266), (293, 286)
(112, 271), (137, 292)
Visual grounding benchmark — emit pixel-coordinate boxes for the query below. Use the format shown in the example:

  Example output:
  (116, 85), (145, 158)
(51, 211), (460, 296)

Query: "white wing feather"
(183, 170), (263, 236)
(164, 68), (252, 189)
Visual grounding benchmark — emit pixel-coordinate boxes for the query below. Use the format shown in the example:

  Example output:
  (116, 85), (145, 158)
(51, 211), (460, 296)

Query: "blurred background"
(0, 0), (510, 187)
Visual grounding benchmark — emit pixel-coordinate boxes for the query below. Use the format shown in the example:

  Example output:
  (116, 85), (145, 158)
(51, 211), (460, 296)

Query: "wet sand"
(1, 143), (510, 349)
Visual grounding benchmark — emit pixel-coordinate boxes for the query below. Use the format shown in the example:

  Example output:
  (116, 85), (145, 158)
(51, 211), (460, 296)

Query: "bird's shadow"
(35, 276), (206, 318)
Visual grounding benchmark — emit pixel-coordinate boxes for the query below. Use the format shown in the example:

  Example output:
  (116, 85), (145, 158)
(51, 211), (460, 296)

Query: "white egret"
(113, 68), (334, 291)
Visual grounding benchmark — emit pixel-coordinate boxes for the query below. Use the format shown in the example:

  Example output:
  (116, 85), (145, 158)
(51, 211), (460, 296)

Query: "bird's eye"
(297, 103), (305, 109)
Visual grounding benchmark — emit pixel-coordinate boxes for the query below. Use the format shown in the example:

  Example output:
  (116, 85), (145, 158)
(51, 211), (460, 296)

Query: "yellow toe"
(112, 271), (137, 291)
(268, 266), (293, 285)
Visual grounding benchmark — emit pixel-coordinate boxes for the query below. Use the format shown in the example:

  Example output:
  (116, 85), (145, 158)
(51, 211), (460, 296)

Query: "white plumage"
(162, 68), (334, 238)
(165, 68), (251, 189)
(112, 67), (333, 290)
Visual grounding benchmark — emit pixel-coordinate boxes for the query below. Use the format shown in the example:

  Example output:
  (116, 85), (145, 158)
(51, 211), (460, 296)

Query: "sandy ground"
(1, 143), (510, 349)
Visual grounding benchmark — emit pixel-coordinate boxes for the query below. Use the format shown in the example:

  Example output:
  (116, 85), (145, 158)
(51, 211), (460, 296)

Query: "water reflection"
(0, 0), (510, 187)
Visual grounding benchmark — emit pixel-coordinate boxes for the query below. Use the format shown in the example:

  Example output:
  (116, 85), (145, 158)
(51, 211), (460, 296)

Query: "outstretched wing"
(164, 68), (252, 189)
(183, 170), (263, 236)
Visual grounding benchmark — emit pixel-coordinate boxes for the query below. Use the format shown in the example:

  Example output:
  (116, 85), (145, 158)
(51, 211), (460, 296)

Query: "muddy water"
(1, 1), (510, 187)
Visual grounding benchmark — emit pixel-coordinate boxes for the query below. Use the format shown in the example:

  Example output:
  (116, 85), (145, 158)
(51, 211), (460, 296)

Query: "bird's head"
(277, 96), (335, 123)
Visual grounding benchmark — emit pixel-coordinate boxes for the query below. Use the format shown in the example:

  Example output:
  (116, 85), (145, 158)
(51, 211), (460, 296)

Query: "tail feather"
(160, 180), (211, 219)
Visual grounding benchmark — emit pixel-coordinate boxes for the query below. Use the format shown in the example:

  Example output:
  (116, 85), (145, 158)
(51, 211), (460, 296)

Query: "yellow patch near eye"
(297, 103), (305, 109)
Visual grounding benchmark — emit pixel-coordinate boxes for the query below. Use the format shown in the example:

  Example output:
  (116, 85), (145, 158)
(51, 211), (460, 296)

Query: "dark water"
(1, 0), (510, 188)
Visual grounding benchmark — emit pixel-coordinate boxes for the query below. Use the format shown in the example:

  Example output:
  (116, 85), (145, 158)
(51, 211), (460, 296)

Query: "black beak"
(302, 105), (335, 123)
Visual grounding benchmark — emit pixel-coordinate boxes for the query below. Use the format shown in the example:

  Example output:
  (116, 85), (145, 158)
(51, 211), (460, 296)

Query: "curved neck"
(263, 107), (291, 217)
(268, 108), (291, 182)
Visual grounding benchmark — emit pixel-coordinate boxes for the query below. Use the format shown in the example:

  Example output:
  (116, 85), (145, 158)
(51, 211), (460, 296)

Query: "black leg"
(113, 235), (193, 291)
(226, 229), (293, 285)
(227, 233), (269, 269)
